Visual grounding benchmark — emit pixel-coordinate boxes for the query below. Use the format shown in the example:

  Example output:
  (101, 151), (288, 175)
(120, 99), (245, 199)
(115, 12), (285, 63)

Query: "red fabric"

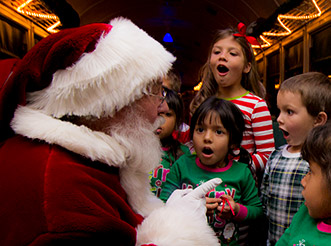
(233, 22), (261, 47)
(0, 58), (20, 140)
(0, 135), (143, 245)
(0, 58), (20, 88)
(0, 23), (112, 142)
(230, 93), (275, 175)
(172, 128), (190, 144)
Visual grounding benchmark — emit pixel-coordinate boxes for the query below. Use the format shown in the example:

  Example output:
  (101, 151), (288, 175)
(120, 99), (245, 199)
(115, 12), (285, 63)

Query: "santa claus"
(0, 17), (220, 245)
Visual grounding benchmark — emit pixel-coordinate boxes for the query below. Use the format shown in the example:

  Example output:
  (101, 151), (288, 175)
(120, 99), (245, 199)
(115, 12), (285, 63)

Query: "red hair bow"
(233, 23), (261, 47)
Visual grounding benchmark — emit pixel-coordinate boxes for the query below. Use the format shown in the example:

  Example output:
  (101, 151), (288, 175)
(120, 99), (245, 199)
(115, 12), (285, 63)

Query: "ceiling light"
(163, 33), (173, 43)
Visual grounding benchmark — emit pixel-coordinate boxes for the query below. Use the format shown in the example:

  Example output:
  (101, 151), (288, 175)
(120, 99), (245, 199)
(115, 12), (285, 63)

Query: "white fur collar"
(10, 105), (164, 216)
(11, 106), (128, 167)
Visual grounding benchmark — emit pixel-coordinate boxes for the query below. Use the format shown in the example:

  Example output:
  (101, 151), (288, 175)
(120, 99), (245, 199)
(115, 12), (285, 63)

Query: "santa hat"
(0, 17), (175, 141)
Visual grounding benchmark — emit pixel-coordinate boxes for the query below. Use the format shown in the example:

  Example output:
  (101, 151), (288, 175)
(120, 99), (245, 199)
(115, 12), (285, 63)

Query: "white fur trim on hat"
(27, 17), (176, 118)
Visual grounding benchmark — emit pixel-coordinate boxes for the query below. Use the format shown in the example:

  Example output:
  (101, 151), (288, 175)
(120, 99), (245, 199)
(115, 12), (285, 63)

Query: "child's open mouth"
(280, 129), (289, 138)
(202, 147), (214, 157)
(217, 65), (229, 75)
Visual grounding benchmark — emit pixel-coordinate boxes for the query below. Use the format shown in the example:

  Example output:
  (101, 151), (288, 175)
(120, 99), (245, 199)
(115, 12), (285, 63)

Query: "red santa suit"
(0, 18), (220, 246)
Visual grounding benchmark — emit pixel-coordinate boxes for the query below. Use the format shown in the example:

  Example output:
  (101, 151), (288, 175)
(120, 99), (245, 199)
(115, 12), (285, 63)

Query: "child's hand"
(166, 178), (222, 217)
(206, 197), (222, 217)
(217, 194), (239, 219)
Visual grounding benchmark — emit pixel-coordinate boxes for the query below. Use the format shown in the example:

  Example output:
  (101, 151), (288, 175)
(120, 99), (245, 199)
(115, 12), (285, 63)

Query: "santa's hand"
(166, 178), (222, 215)
(136, 178), (222, 246)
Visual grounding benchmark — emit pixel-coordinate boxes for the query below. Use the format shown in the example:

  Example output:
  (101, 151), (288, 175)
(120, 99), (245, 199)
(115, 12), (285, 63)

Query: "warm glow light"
(263, 0), (321, 37)
(17, 9), (59, 20)
(253, 0), (322, 53)
(16, 0), (61, 32)
(47, 21), (61, 33)
(275, 84), (280, 90)
(17, 0), (33, 12)
(252, 35), (271, 48)
(194, 81), (203, 91)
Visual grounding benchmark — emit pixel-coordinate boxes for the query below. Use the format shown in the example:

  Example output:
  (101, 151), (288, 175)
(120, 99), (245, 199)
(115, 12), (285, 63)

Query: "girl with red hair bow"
(189, 23), (274, 245)
(190, 23), (274, 184)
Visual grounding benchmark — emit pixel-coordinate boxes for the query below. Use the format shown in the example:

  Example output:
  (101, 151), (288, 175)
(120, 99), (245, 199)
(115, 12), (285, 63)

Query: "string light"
(263, 0), (321, 37)
(252, 35), (272, 48)
(194, 81), (203, 91)
(252, 0), (322, 53)
(17, 10), (59, 20)
(47, 21), (61, 33)
(17, 0), (33, 12)
(16, 0), (61, 32)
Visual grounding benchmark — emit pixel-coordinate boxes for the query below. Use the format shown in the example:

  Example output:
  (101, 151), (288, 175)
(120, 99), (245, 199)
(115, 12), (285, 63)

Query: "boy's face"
(301, 161), (331, 220)
(277, 90), (316, 153)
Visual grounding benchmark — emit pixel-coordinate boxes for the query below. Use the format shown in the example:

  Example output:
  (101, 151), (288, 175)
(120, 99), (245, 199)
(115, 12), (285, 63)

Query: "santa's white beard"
(105, 111), (164, 173)
(103, 109), (165, 216)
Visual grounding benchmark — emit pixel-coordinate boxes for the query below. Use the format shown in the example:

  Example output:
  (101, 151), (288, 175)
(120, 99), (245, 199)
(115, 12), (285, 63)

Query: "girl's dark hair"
(302, 122), (331, 191)
(190, 96), (251, 164)
(164, 87), (184, 131)
(162, 87), (185, 162)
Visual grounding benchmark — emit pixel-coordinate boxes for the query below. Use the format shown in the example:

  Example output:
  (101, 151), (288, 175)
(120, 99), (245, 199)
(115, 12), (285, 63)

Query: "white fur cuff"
(136, 204), (219, 246)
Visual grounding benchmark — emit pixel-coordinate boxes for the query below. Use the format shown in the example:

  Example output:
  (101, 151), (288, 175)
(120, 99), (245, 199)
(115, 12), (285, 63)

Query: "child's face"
(277, 90), (316, 153)
(156, 109), (176, 140)
(301, 161), (331, 220)
(193, 112), (230, 168)
(209, 36), (251, 91)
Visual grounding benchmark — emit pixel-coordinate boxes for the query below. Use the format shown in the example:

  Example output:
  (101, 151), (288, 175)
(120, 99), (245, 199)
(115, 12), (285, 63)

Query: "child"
(160, 96), (263, 245)
(162, 69), (191, 145)
(190, 23), (274, 182)
(276, 122), (331, 245)
(260, 72), (330, 245)
(162, 68), (182, 93)
(150, 87), (190, 197)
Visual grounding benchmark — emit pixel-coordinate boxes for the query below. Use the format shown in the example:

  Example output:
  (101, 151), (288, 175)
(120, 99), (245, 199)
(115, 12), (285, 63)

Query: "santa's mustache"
(152, 116), (165, 132)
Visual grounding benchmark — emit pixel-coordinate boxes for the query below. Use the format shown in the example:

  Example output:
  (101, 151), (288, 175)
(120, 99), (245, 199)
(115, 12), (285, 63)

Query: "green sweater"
(150, 143), (190, 198)
(276, 204), (331, 246)
(160, 154), (263, 245)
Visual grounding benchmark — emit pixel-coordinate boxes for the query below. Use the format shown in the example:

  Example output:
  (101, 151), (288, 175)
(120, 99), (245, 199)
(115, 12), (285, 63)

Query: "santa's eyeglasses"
(147, 87), (167, 104)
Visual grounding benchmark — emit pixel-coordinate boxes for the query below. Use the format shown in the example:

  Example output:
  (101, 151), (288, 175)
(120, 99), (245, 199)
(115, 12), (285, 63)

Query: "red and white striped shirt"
(229, 92), (275, 175)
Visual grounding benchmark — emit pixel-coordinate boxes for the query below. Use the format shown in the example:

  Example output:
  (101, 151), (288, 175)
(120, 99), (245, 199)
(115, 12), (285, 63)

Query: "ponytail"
(231, 146), (258, 188)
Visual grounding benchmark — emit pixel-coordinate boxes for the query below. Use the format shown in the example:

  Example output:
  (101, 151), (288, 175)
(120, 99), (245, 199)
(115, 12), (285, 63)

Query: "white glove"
(166, 178), (223, 216)
(136, 178), (222, 246)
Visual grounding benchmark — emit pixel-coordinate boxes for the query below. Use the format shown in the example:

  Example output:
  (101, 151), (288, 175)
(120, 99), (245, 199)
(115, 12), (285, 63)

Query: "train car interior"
(0, 0), (330, 121)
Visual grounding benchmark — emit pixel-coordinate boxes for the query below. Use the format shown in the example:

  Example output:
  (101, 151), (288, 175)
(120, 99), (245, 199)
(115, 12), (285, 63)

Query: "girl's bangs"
(196, 110), (221, 126)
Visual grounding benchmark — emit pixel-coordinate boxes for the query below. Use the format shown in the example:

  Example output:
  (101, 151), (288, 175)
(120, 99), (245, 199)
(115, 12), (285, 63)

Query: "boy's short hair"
(302, 122), (331, 191)
(163, 69), (182, 92)
(280, 72), (331, 118)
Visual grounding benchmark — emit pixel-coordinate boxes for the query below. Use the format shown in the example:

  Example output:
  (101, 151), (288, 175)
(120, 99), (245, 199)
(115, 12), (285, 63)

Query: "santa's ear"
(314, 111), (327, 127)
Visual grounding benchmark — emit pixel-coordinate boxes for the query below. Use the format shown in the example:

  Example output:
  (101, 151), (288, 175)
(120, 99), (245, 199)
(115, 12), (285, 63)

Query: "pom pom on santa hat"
(6, 17), (176, 121)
